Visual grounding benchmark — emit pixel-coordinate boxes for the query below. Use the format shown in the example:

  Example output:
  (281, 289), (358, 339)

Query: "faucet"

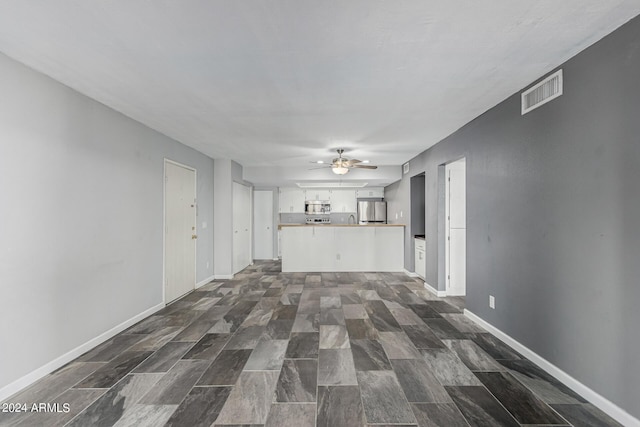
(348, 214), (356, 224)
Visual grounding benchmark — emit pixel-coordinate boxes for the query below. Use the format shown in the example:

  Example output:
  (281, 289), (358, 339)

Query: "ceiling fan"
(311, 149), (378, 175)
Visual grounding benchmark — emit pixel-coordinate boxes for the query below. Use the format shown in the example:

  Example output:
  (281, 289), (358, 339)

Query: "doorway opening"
(164, 159), (197, 303)
(410, 173), (426, 279)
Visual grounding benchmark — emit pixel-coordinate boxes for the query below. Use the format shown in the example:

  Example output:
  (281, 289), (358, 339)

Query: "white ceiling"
(0, 1), (639, 179)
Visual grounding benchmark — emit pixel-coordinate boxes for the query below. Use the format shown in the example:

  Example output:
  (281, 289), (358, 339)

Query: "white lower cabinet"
(414, 238), (426, 279)
(281, 226), (335, 271)
(336, 226), (375, 271)
(281, 226), (404, 272)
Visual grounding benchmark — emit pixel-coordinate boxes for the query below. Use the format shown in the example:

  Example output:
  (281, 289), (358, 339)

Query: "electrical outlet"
(400, 210), (403, 218)
(489, 295), (495, 309)
(202, 221), (208, 229)
(336, 253), (341, 260)
(206, 261), (210, 269)
(395, 212), (398, 219)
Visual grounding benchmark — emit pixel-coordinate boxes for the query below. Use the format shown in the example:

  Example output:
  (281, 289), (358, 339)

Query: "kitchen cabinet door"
(330, 189), (357, 213)
(373, 227), (403, 271)
(356, 187), (384, 198)
(281, 226), (335, 271)
(305, 189), (331, 201)
(414, 238), (426, 279)
(279, 188), (305, 213)
(281, 227), (313, 271)
(336, 226), (375, 271)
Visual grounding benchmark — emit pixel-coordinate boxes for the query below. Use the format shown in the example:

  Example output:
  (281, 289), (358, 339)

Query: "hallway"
(0, 261), (619, 426)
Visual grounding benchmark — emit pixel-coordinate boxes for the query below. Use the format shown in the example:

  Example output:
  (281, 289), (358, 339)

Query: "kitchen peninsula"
(279, 224), (405, 272)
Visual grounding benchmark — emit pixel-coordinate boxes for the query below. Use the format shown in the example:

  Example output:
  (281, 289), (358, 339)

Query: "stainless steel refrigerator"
(357, 201), (387, 224)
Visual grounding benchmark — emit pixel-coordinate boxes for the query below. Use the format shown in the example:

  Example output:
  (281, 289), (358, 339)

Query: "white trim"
(403, 269), (418, 277)
(214, 274), (233, 280)
(464, 309), (640, 427)
(196, 275), (215, 289)
(0, 303), (164, 402)
(424, 282), (447, 297)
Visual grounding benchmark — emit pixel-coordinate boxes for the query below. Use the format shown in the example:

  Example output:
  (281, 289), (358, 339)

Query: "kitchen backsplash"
(279, 213), (357, 224)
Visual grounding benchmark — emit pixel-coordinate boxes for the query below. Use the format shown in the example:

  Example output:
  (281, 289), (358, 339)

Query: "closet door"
(233, 182), (252, 274)
(254, 190), (274, 260)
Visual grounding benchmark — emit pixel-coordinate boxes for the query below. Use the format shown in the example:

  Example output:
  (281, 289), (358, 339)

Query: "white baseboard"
(195, 275), (215, 289)
(403, 269), (418, 277)
(0, 302), (164, 403)
(464, 309), (640, 427)
(214, 274), (233, 280)
(424, 282), (447, 297)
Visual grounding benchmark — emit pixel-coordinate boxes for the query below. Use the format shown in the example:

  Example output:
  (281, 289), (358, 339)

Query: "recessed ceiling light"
(316, 160), (324, 164)
(362, 160), (370, 164)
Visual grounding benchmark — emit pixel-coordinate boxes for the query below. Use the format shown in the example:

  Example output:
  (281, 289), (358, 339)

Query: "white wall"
(0, 52), (214, 398)
(213, 159), (233, 277)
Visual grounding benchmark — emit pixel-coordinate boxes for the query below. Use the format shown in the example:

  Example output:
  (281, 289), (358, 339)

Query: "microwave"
(305, 200), (331, 215)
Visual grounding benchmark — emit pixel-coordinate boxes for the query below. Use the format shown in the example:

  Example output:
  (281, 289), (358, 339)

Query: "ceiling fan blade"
(308, 166), (331, 170)
(352, 164), (377, 169)
(349, 159), (362, 164)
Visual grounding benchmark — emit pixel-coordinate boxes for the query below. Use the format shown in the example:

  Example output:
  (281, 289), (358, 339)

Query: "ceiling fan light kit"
(315, 149), (378, 175)
(332, 165), (349, 175)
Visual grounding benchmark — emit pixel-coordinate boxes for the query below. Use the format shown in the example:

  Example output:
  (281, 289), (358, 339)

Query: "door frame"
(163, 158), (197, 305)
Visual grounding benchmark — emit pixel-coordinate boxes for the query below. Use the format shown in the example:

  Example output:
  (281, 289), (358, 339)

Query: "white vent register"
(521, 69), (563, 115)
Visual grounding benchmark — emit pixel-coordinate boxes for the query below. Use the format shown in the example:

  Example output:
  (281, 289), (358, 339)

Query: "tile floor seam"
(1, 260), (618, 427)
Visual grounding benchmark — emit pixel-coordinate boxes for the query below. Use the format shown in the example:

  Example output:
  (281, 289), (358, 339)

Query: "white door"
(233, 182), (252, 274)
(164, 160), (196, 303)
(446, 158), (466, 296)
(253, 190), (274, 260)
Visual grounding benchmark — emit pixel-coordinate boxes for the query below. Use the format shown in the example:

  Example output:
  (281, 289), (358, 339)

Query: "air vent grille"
(521, 69), (563, 115)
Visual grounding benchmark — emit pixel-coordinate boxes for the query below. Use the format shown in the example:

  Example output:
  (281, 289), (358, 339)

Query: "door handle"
(192, 235), (198, 239)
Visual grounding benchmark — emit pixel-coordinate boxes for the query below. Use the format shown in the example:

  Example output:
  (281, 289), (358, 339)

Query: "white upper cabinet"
(278, 188), (305, 213)
(278, 187), (383, 213)
(305, 189), (331, 201)
(356, 187), (384, 198)
(330, 189), (357, 213)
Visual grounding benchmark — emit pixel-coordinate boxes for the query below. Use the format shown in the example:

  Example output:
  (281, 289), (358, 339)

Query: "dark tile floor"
(0, 260), (622, 426)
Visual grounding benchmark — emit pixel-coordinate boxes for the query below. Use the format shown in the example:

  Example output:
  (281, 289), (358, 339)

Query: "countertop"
(278, 223), (405, 230)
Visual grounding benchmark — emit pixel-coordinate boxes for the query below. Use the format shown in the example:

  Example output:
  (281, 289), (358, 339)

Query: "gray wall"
(384, 15), (640, 418)
(0, 52), (215, 394)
